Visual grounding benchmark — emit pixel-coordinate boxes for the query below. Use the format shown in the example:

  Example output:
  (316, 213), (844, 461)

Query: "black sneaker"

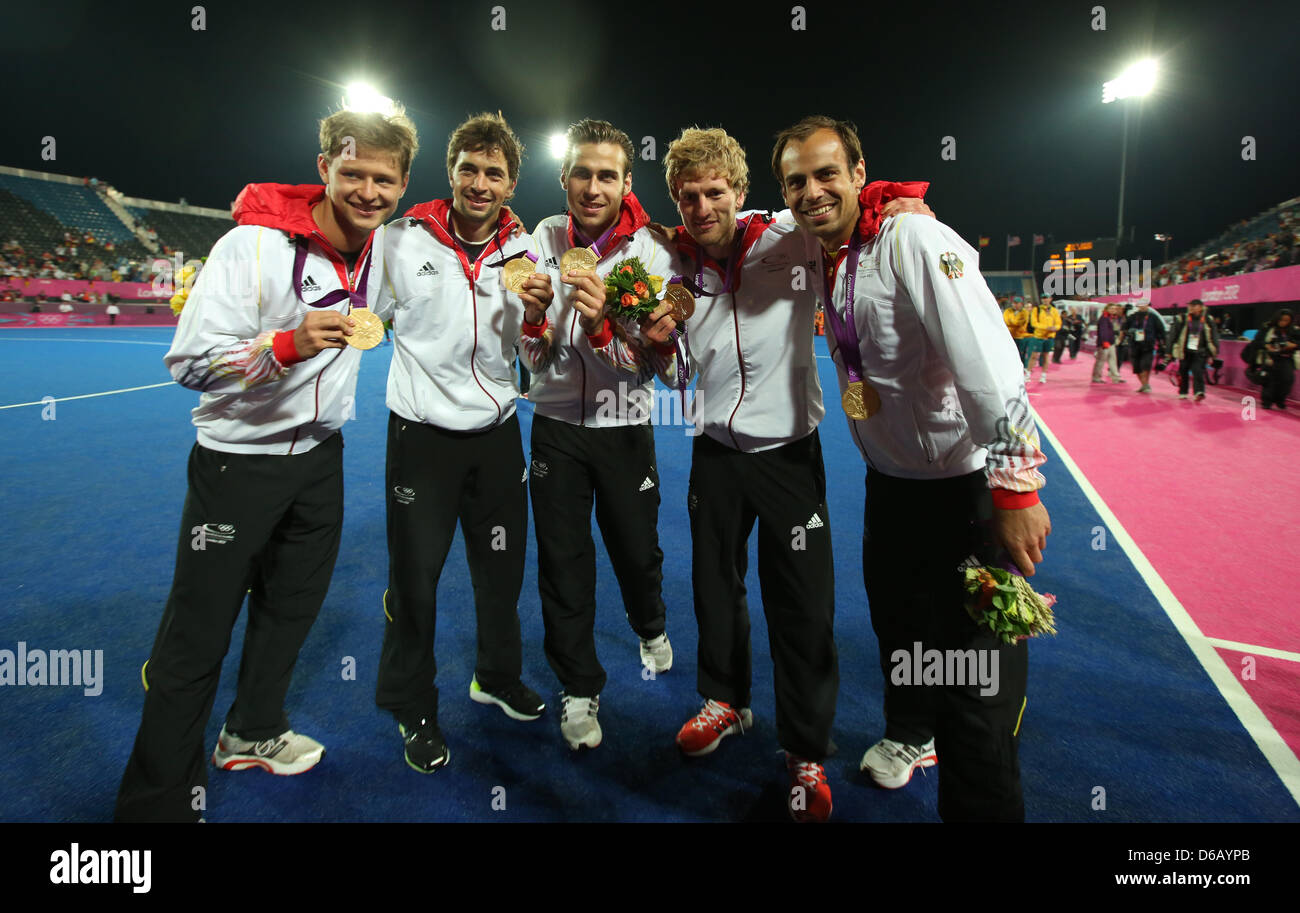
(398, 718), (449, 773)
(469, 676), (545, 720)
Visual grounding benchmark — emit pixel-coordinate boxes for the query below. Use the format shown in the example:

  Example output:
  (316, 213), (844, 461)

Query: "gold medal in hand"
(663, 284), (696, 324)
(561, 247), (599, 273)
(345, 309), (385, 350)
(502, 258), (534, 294)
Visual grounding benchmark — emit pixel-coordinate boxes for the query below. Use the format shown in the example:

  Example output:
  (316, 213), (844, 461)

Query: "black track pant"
(115, 434), (344, 822)
(1178, 350), (1208, 395)
(863, 469), (1028, 822)
(688, 431), (837, 761)
(1262, 357), (1296, 407)
(530, 414), (666, 697)
(375, 412), (527, 730)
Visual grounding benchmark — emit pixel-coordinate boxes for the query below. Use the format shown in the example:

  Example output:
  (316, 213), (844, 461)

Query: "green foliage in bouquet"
(962, 566), (1058, 645)
(603, 256), (663, 322)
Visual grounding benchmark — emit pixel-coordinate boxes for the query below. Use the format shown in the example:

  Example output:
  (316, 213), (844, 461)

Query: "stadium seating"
(127, 206), (232, 262)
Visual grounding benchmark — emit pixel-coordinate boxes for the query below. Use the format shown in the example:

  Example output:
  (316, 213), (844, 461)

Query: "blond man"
(116, 105), (417, 821)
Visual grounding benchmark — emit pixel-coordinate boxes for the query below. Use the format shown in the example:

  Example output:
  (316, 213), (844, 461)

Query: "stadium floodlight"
(343, 82), (397, 116)
(1102, 59), (1157, 104)
(1104, 58), (1159, 253)
(549, 133), (568, 160)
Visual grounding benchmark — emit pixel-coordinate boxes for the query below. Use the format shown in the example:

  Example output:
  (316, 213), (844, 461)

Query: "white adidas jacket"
(815, 213), (1046, 498)
(164, 183), (386, 455)
(376, 200), (531, 432)
(526, 207), (678, 427)
(660, 211), (825, 453)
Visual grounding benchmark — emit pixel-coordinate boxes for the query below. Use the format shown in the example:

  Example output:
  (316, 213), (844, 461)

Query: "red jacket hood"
(569, 190), (652, 248)
(402, 198), (519, 250)
(855, 180), (930, 244)
(231, 183), (326, 237)
(671, 212), (774, 274)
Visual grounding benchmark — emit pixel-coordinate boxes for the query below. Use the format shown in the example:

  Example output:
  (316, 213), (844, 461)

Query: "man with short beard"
(522, 119), (679, 751)
(774, 115), (1049, 822)
(373, 113), (548, 773)
(116, 104), (418, 822)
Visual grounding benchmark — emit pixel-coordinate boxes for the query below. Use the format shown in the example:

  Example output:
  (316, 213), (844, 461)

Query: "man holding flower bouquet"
(522, 120), (681, 752)
(774, 115), (1051, 822)
(644, 127), (928, 822)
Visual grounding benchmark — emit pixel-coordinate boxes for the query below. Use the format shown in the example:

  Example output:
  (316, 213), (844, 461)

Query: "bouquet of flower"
(961, 561), (1057, 645)
(169, 262), (200, 316)
(603, 256), (664, 323)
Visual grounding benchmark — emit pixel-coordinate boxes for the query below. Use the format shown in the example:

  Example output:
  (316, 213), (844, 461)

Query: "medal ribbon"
(691, 218), (747, 298)
(293, 238), (373, 311)
(663, 275), (692, 412)
(569, 217), (620, 260)
(821, 233), (865, 384)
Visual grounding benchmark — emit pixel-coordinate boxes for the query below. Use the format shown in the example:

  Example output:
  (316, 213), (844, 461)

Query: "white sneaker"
(212, 724), (324, 775)
(639, 633), (673, 673)
(1038, 374), (1048, 383)
(560, 694), (602, 750)
(860, 737), (937, 789)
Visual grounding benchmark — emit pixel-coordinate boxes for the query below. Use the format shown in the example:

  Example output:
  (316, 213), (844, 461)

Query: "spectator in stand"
(1003, 296), (1030, 375)
(1166, 299), (1218, 401)
(1026, 297), (1061, 383)
(1124, 301), (1164, 393)
(1253, 309), (1300, 410)
(1092, 304), (1126, 384)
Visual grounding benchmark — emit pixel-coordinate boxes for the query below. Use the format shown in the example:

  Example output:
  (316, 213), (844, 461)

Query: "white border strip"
(1206, 638), (1300, 664)
(1035, 410), (1300, 808)
(0, 382), (175, 410)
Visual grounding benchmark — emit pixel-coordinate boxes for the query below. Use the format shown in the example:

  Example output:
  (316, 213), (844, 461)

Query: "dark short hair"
(1188, 298), (1204, 307)
(771, 115), (864, 189)
(446, 112), (524, 183)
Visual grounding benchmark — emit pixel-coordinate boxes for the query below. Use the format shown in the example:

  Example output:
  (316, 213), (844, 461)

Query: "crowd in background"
(998, 294), (1298, 408)
(1153, 205), (1300, 287)
(1, 235), (156, 284)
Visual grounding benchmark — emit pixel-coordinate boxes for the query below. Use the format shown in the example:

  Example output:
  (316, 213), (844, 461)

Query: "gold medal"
(345, 308), (385, 350)
(842, 380), (880, 420)
(502, 258), (534, 294)
(561, 246), (599, 273)
(663, 284), (696, 323)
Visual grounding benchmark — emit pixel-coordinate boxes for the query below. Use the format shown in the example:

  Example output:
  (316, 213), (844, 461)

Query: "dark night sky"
(4, 0), (1296, 268)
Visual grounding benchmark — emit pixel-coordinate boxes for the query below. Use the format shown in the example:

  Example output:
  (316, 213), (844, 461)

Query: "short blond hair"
(663, 127), (749, 200)
(319, 107), (420, 176)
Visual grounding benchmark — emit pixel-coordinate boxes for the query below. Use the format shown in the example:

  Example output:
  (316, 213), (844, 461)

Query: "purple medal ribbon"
(292, 237), (373, 311)
(821, 233), (866, 384)
(691, 217), (747, 298)
(664, 274), (692, 412)
(572, 218), (620, 261)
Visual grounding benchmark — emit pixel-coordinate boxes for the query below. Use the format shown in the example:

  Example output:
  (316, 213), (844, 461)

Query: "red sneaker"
(675, 699), (753, 756)
(786, 754), (833, 823)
